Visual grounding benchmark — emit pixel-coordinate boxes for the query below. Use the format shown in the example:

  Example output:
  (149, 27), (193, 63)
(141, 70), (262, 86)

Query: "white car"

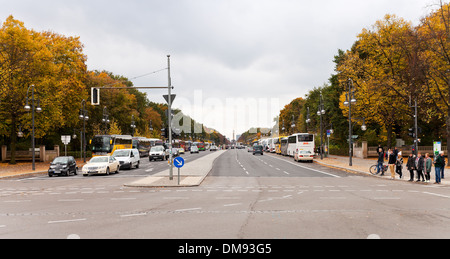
(82, 156), (120, 176)
(112, 149), (140, 169)
(190, 145), (199, 154)
(294, 150), (314, 163)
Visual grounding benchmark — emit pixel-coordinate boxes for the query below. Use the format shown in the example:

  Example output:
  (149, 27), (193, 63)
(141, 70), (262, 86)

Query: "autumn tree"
(0, 16), (87, 163)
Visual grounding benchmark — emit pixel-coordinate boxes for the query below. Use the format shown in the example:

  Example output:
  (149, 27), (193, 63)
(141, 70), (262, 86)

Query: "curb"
(0, 171), (47, 180)
(124, 151), (226, 188)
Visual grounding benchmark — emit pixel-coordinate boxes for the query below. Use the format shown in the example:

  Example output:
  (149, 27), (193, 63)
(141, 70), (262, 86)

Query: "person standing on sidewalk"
(424, 153), (432, 183)
(388, 149), (397, 180)
(407, 153), (415, 181)
(395, 152), (403, 179)
(434, 152), (444, 184)
(439, 151), (445, 180)
(415, 153), (425, 182)
(377, 147), (385, 175)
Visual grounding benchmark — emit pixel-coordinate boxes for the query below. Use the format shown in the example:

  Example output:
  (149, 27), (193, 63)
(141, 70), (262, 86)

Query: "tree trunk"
(387, 125), (393, 148)
(10, 115), (17, 165)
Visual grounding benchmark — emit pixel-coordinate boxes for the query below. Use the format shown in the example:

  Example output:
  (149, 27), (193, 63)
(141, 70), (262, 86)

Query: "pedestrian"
(377, 147), (385, 175)
(388, 149), (397, 179)
(406, 153), (415, 181)
(439, 151), (445, 180)
(434, 152), (444, 184)
(415, 152), (425, 182)
(395, 152), (403, 179)
(424, 153), (432, 183)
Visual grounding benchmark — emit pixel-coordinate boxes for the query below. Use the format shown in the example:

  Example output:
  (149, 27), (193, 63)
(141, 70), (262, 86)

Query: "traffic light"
(91, 88), (100, 106)
(408, 128), (415, 138)
(161, 127), (167, 138)
(411, 145), (416, 155)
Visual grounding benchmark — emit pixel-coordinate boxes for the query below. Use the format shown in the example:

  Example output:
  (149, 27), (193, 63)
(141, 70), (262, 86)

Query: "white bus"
(287, 133), (315, 157)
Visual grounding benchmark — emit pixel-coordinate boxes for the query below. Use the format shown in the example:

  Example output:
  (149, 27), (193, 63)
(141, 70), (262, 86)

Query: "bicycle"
(369, 163), (388, 175)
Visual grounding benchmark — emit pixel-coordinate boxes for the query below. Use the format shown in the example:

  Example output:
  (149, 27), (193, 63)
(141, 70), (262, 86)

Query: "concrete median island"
(124, 150), (226, 188)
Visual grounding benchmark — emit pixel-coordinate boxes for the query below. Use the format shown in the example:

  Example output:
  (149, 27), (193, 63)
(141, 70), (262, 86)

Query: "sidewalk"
(0, 159), (87, 179)
(124, 150), (226, 188)
(315, 155), (450, 185)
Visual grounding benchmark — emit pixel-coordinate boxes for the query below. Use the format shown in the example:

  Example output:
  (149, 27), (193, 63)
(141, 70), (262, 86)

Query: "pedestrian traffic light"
(91, 88), (100, 106)
(411, 145), (416, 155)
(408, 128), (415, 138)
(161, 127), (167, 138)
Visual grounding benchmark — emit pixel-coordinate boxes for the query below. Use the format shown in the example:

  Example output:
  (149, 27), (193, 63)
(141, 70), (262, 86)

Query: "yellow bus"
(275, 136), (287, 154)
(90, 135), (133, 157)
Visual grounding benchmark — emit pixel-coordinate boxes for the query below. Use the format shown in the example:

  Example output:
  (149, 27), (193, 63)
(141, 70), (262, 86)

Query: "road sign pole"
(167, 55), (173, 180)
(178, 168), (180, 185)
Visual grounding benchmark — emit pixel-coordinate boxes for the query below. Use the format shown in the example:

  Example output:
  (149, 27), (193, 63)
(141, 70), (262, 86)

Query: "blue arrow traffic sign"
(173, 157), (185, 168)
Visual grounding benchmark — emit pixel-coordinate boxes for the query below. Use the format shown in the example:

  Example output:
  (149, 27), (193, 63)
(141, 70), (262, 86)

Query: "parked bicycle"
(369, 163), (388, 175)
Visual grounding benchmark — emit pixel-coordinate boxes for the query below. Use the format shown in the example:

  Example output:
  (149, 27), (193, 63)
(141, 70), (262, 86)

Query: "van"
(112, 149), (140, 169)
(149, 145), (169, 161)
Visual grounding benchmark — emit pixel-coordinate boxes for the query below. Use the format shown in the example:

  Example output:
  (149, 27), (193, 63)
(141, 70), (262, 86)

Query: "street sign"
(61, 135), (71, 156)
(61, 135), (71, 145)
(163, 94), (176, 104)
(173, 157), (185, 168)
(434, 141), (442, 156)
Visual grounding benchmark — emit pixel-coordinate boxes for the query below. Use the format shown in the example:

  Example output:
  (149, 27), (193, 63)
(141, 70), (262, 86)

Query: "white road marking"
(175, 208), (201, 212)
(48, 218), (87, 224)
(121, 213), (146, 218)
(422, 192), (450, 199)
(223, 203), (243, 207)
(268, 155), (341, 178)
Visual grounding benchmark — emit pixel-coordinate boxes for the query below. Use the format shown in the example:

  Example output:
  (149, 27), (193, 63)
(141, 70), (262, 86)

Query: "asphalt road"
(2, 149), (450, 239)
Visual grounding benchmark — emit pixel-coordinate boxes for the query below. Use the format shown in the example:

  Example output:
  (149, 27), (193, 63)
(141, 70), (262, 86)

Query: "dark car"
(48, 156), (78, 177)
(253, 145), (264, 156)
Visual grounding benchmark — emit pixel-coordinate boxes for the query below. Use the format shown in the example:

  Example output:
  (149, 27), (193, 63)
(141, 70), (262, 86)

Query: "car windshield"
(112, 150), (130, 157)
(151, 146), (163, 152)
(89, 157), (108, 163)
(254, 145), (263, 150)
(52, 157), (69, 164)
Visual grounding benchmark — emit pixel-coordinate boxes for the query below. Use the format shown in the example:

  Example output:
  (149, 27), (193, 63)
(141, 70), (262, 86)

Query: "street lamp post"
(317, 91), (326, 160)
(79, 100), (89, 163)
(345, 79), (357, 166)
(24, 84), (42, 171)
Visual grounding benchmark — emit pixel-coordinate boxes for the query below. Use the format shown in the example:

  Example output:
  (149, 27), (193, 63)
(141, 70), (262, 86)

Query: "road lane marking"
(121, 213), (146, 218)
(422, 192), (450, 199)
(48, 218), (87, 224)
(267, 155), (341, 178)
(111, 198), (137, 201)
(175, 208), (201, 212)
(223, 203), (243, 207)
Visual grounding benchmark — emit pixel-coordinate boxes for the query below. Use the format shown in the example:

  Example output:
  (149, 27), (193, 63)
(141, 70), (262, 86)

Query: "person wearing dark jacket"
(377, 147), (385, 175)
(415, 153), (425, 182)
(406, 153), (415, 182)
(388, 149), (397, 179)
(434, 152), (444, 184)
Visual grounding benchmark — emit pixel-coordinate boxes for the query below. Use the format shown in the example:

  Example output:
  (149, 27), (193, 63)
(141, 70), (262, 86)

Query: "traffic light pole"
(409, 98), (418, 156)
(167, 55), (174, 181)
(414, 99), (418, 156)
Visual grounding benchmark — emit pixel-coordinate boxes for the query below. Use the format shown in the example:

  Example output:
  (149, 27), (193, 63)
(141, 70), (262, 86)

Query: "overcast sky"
(2, 0), (439, 139)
